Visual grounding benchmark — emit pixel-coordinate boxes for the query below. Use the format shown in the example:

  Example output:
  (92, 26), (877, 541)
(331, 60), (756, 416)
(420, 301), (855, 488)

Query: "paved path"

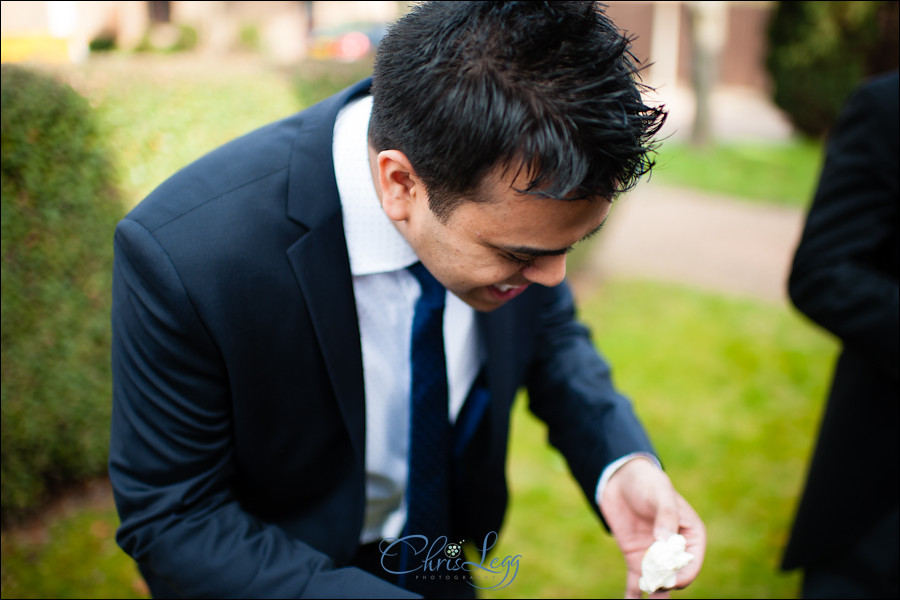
(570, 82), (810, 305)
(577, 179), (808, 304)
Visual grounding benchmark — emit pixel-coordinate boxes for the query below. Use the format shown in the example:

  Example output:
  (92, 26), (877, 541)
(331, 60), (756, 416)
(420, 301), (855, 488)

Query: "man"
(109, 2), (705, 598)
(782, 71), (899, 598)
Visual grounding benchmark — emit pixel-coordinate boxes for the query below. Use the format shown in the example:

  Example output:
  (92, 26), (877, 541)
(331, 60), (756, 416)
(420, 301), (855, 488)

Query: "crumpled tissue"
(638, 533), (694, 594)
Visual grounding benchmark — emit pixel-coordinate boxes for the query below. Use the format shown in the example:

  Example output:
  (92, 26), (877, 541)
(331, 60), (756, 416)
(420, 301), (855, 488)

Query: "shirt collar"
(333, 94), (418, 276)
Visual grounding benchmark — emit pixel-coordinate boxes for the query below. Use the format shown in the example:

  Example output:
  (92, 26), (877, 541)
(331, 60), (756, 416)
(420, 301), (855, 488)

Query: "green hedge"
(766, 1), (899, 138)
(1, 65), (124, 523)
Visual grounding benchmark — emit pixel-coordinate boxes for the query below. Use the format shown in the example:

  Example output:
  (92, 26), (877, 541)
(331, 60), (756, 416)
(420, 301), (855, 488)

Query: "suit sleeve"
(523, 282), (656, 523)
(788, 76), (900, 380)
(109, 218), (414, 599)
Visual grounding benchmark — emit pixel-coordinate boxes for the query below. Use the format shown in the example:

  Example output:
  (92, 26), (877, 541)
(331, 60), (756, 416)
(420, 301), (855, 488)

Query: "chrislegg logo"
(378, 531), (520, 590)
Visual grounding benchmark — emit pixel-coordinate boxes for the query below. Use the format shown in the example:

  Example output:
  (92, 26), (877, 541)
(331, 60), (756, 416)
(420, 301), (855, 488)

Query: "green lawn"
(480, 279), (836, 599)
(1, 53), (837, 599)
(1, 279), (837, 599)
(652, 141), (824, 209)
(1, 504), (148, 599)
(44, 54), (371, 210)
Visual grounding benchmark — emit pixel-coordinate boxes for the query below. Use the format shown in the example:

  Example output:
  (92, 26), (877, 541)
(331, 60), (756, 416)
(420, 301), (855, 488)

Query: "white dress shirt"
(332, 94), (655, 545)
(334, 95), (482, 543)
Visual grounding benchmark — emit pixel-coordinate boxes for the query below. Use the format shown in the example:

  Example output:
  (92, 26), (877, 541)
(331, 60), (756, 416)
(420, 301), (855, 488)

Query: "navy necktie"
(402, 262), (452, 584)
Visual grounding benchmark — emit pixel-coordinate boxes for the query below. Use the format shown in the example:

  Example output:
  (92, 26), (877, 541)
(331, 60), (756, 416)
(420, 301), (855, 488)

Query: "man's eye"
(505, 253), (533, 265)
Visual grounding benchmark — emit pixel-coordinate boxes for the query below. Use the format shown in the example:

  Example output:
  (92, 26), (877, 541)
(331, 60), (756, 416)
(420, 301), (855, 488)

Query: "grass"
(0, 503), (148, 599)
(479, 279), (837, 599)
(652, 140), (824, 209)
(42, 54), (370, 210)
(0, 279), (837, 599)
(1, 53), (838, 598)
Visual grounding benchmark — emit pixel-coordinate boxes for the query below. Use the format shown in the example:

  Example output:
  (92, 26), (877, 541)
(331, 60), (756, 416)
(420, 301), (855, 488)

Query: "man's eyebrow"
(498, 221), (606, 257)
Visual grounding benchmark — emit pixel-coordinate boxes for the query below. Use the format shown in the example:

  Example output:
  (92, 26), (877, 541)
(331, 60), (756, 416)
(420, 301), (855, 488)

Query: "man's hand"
(600, 458), (706, 599)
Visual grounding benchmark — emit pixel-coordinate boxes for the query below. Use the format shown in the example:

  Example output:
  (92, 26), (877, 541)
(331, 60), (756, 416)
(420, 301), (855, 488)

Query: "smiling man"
(109, 2), (705, 598)
(373, 152), (609, 311)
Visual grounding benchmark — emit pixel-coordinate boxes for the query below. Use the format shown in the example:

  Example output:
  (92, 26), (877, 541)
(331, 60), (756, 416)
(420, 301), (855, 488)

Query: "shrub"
(169, 24), (199, 53)
(133, 24), (198, 54)
(238, 24), (261, 52)
(89, 32), (118, 53)
(1, 65), (124, 523)
(766, 1), (899, 138)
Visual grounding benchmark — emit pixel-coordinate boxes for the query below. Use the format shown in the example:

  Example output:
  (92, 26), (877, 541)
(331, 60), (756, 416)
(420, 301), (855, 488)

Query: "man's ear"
(377, 149), (423, 222)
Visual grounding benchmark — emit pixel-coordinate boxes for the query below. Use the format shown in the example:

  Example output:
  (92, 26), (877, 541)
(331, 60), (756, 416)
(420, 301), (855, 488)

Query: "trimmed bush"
(89, 31), (118, 53)
(1, 65), (123, 523)
(766, 1), (899, 138)
(170, 24), (199, 53)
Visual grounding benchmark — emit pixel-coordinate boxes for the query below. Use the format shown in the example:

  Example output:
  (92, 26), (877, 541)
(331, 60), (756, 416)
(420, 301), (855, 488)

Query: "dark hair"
(370, 0), (667, 222)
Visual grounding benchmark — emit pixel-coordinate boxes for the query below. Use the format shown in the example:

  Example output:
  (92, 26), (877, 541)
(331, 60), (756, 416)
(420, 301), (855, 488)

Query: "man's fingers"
(624, 569), (642, 599)
(673, 534), (705, 589)
(653, 501), (680, 539)
(673, 494), (706, 588)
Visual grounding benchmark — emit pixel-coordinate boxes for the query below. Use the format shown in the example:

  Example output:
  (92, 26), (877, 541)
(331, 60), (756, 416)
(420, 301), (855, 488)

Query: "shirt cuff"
(595, 452), (662, 508)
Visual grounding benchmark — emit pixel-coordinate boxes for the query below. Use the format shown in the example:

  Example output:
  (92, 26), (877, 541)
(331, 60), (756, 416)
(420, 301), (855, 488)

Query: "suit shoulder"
(848, 71), (899, 127)
(125, 112), (305, 232)
(118, 78), (372, 256)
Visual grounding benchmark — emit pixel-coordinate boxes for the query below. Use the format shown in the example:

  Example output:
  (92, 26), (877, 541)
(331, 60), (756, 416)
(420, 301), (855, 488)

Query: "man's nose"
(522, 254), (567, 287)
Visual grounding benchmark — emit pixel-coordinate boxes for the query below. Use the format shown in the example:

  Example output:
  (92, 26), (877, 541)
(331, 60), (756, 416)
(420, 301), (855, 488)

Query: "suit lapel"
(283, 79), (373, 467)
(286, 216), (365, 465)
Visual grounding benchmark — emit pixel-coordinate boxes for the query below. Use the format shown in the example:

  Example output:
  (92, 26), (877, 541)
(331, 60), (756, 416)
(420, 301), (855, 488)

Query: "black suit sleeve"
(788, 73), (900, 380)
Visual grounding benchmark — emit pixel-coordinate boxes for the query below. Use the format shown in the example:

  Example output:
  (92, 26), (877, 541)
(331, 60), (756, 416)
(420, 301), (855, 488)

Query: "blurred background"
(1, 1), (897, 598)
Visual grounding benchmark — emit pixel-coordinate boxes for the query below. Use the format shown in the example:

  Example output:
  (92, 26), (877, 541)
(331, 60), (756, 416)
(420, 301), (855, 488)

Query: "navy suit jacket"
(109, 79), (655, 598)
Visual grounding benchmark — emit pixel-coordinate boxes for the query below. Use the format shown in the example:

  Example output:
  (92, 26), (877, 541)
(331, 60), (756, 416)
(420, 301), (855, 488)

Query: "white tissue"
(638, 533), (694, 594)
